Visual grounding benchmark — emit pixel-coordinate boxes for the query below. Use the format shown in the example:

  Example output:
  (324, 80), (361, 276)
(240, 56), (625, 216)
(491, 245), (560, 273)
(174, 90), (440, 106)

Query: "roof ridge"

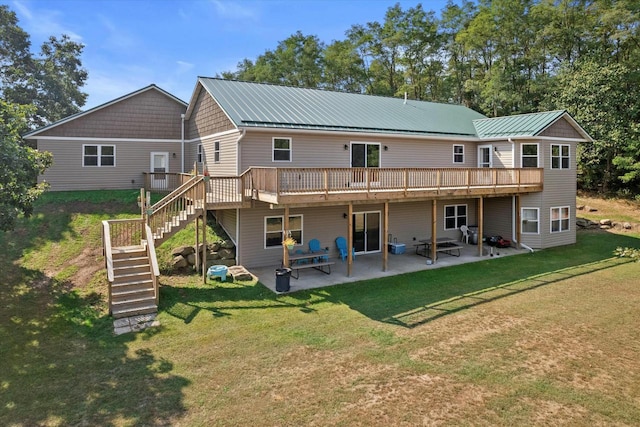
(198, 76), (466, 108)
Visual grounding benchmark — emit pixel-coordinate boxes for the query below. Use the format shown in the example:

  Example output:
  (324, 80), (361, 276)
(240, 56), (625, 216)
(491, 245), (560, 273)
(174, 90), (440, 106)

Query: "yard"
(1, 191), (639, 426)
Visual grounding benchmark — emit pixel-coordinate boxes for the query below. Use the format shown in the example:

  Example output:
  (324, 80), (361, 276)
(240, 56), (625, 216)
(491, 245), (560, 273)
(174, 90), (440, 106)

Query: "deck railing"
(250, 167), (543, 196)
(143, 172), (193, 192)
(103, 218), (146, 248)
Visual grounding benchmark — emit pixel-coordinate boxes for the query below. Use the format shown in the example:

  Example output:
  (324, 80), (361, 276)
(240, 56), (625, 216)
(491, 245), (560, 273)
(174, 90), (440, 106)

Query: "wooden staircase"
(110, 246), (158, 318)
(102, 176), (205, 318)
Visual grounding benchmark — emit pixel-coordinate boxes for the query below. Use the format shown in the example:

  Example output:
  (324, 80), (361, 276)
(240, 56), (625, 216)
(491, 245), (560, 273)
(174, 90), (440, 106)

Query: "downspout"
(520, 242), (534, 253)
(180, 113), (185, 174)
(509, 137), (515, 168)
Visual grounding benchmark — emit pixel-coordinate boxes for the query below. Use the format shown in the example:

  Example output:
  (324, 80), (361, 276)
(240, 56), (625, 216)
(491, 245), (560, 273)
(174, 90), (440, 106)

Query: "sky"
(11, 0), (451, 110)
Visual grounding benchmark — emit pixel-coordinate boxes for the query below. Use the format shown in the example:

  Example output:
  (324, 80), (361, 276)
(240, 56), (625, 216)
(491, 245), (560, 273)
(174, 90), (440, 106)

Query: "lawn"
(1, 191), (639, 426)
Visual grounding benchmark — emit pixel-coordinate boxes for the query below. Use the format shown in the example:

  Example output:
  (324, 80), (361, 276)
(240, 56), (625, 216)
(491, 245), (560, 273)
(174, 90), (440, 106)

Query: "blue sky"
(12, 0), (451, 109)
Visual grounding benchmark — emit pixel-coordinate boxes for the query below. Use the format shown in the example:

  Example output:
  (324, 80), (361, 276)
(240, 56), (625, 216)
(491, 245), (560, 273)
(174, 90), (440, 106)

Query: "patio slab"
(249, 243), (530, 293)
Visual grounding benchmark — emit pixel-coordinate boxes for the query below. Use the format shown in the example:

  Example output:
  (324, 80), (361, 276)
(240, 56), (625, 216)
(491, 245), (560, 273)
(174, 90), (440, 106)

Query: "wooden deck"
(144, 167), (544, 209)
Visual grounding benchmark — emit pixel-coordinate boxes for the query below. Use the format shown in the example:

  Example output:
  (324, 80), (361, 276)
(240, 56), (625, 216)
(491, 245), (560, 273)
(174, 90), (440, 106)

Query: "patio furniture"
(414, 237), (463, 259)
(308, 238), (329, 262)
(335, 236), (356, 261)
(460, 225), (470, 244)
(283, 252), (335, 279)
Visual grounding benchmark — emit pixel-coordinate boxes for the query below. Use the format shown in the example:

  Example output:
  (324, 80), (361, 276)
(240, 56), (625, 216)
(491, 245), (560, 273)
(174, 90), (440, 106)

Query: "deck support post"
(383, 202), (389, 272)
(202, 181), (208, 284)
(515, 195), (521, 249)
(283, 206), (290, 268)
(478, 197), (484, 256)
(431, 199), (437, 261)
(195, 215), (200, 271)
(347, 203), (353, 277)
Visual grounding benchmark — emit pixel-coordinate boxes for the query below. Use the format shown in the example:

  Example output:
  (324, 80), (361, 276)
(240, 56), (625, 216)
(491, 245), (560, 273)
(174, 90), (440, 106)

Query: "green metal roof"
(198, 78), (487, 137)
(472, 110), (567, 138)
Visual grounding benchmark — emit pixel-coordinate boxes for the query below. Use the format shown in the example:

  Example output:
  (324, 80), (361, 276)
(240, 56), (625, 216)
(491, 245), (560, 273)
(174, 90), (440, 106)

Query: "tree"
(0, 6), (87, 129)
(550, 60), (640, 194)
(0, 99), (52, 231)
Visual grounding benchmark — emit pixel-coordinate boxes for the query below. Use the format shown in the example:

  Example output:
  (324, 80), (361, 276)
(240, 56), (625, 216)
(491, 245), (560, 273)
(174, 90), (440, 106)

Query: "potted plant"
(282, 236), (296, 252)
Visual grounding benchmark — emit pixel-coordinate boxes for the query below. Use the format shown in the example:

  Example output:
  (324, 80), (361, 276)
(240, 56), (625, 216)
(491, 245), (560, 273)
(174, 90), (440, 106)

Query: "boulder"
(209, 241), (221, 252)
(599, 219), (612, 226)
(171, 245), (194, 257)
(208, 251), (221, 260)
(576, 218), (590, 228)
(218, 248), (236, 259)
(171, 255), (188, 269)
(623, 222), (632, 230)
(585, 206), (597, 212)
(576, 204), (585, 210)
(221, 239), (235, 249)
(186, 253), (197, 266)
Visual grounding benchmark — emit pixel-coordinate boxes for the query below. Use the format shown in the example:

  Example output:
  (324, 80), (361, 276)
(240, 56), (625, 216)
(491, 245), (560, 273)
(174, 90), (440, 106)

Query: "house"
(24, 84), (188, 191)
(25, 78), (592, 316)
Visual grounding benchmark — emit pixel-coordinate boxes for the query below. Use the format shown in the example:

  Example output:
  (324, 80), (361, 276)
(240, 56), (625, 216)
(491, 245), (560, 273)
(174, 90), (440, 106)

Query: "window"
(273, 137), (291, 162)
(83, 144), (115, 167)
(265, 214), (303, 248)
(521, 144), (538, 168)
(444, 204), (467, 230)
(453, 145), (464, 163)
(197, 144), (203, 163)
(551, 144), (570, 169)
(214, 141), (220, 163)
(551, 207), (570, 233)
(521, 208), (539, 234)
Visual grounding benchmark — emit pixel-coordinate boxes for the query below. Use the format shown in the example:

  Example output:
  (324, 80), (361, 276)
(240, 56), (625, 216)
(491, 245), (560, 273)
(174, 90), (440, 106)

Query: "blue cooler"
(388, 242), (406, 254)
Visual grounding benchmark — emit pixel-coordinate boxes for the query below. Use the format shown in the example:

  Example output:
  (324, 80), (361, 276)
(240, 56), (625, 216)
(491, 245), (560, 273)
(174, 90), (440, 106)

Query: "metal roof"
(198, 78), (487, 137)
(472, 110), (567, 138)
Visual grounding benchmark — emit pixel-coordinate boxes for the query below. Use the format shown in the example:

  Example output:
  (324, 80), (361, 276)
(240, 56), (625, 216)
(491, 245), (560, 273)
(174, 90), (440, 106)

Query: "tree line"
(221, 0), (640, 196)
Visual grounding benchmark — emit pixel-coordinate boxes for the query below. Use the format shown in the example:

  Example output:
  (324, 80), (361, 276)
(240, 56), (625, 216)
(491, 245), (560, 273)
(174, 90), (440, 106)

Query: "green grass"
(1, 191), (639, 425)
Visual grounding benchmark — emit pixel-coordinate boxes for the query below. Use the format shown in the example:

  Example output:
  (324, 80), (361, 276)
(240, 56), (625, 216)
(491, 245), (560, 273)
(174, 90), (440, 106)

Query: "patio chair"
(308, 238), (329, 262)
(460, 225), (470, 244)
(335, 236), (356, 262)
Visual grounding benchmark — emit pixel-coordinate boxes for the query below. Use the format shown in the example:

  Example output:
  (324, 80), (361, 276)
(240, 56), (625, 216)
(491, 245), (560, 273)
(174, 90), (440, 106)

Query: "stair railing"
(145, 224), (161, 305)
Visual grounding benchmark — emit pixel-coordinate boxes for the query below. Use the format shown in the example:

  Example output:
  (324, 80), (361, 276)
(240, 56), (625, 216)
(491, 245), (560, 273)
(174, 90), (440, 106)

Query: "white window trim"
(477, 145), (493, 167)
(264, 214), (303, 249)
(213, 140), (220, 163)
(197, 144), (203, 164)
(82, 144), (116, 167)
(444, 204), (468, 231)
(521, 207), (540, 234)
(551, 143), (570, 169)
(521, 143), (539, 168)
(550, 206), (570, 233)
(453, 144), (464, 164)
(272, 137), (292, 162)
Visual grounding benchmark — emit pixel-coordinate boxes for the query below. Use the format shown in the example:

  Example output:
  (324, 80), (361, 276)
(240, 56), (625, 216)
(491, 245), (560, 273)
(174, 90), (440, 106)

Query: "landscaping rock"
(221, 239), (235, 249)
(576, 218), (590, 228)
(172, 245), (194, 257)
(585, 206), (597, 212)
(209, 251), (221, 260)
(171, 255), (188, 269)
(576, 204), (585, 210)
(623, 222), (632, 230)
(600, 219), (612, 226)
(218, 248), (235, 259)
(228, 265), (253, 281)
(186, 253), (196, 265)
(209, 241), (221, 252)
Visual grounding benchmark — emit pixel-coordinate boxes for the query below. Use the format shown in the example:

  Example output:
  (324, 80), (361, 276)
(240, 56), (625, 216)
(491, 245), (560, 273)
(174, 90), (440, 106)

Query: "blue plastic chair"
(335, 236), (356, 262)
(308, 238), (329, 262)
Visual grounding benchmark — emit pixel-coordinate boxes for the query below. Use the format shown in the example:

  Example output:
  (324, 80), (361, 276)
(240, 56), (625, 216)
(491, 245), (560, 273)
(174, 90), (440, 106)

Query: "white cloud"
(12, 0), (83, 43)
(210, 0), (260, 20)
(176, 61), (195, 74)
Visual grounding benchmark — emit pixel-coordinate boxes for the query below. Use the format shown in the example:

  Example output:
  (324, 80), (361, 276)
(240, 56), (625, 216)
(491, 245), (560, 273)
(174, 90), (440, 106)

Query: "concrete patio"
(249, 242), (530, 293)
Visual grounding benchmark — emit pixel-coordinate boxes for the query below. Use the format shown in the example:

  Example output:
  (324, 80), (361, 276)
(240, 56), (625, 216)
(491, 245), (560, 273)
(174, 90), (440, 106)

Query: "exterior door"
(352, 211), (381, 253)
(478, 145), (492, 168)
(351, 142), (380, 185)
(150, 152), (169, 190)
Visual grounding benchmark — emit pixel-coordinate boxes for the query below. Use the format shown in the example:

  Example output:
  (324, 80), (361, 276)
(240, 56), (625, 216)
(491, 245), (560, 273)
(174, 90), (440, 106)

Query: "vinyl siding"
(237, 198), (478, 268)
(239, 130), (476, 171)
(483, 197), (513, 240)
(36, 89), (185, 140)
(187, 89), (236, 140)
(37, 139), (181, 191)
(201, 131), (240, 176)
(216, 209), (238, 245)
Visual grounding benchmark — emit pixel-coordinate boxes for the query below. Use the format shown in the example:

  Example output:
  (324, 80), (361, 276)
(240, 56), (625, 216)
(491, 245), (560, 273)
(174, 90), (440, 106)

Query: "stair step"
(112, 277), (154, 287)
(112, 302), (157, 319)
(113, 255), (148, 264)
(113, 265), (151, 276)
(112, 288), (155, 299)
(112, 295), (156, 306)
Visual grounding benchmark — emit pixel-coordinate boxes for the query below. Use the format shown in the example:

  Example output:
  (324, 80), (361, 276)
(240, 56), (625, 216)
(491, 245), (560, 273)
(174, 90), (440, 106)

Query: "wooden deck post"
(202, 178), (208, 283)
(431, 199), (437, 261)
(515, 195), (521, 249)
(478, 197), (484, 256)
(195, 215), (200, 271)
(383, 202), (388, 272)
(347, 203), (353, 277)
